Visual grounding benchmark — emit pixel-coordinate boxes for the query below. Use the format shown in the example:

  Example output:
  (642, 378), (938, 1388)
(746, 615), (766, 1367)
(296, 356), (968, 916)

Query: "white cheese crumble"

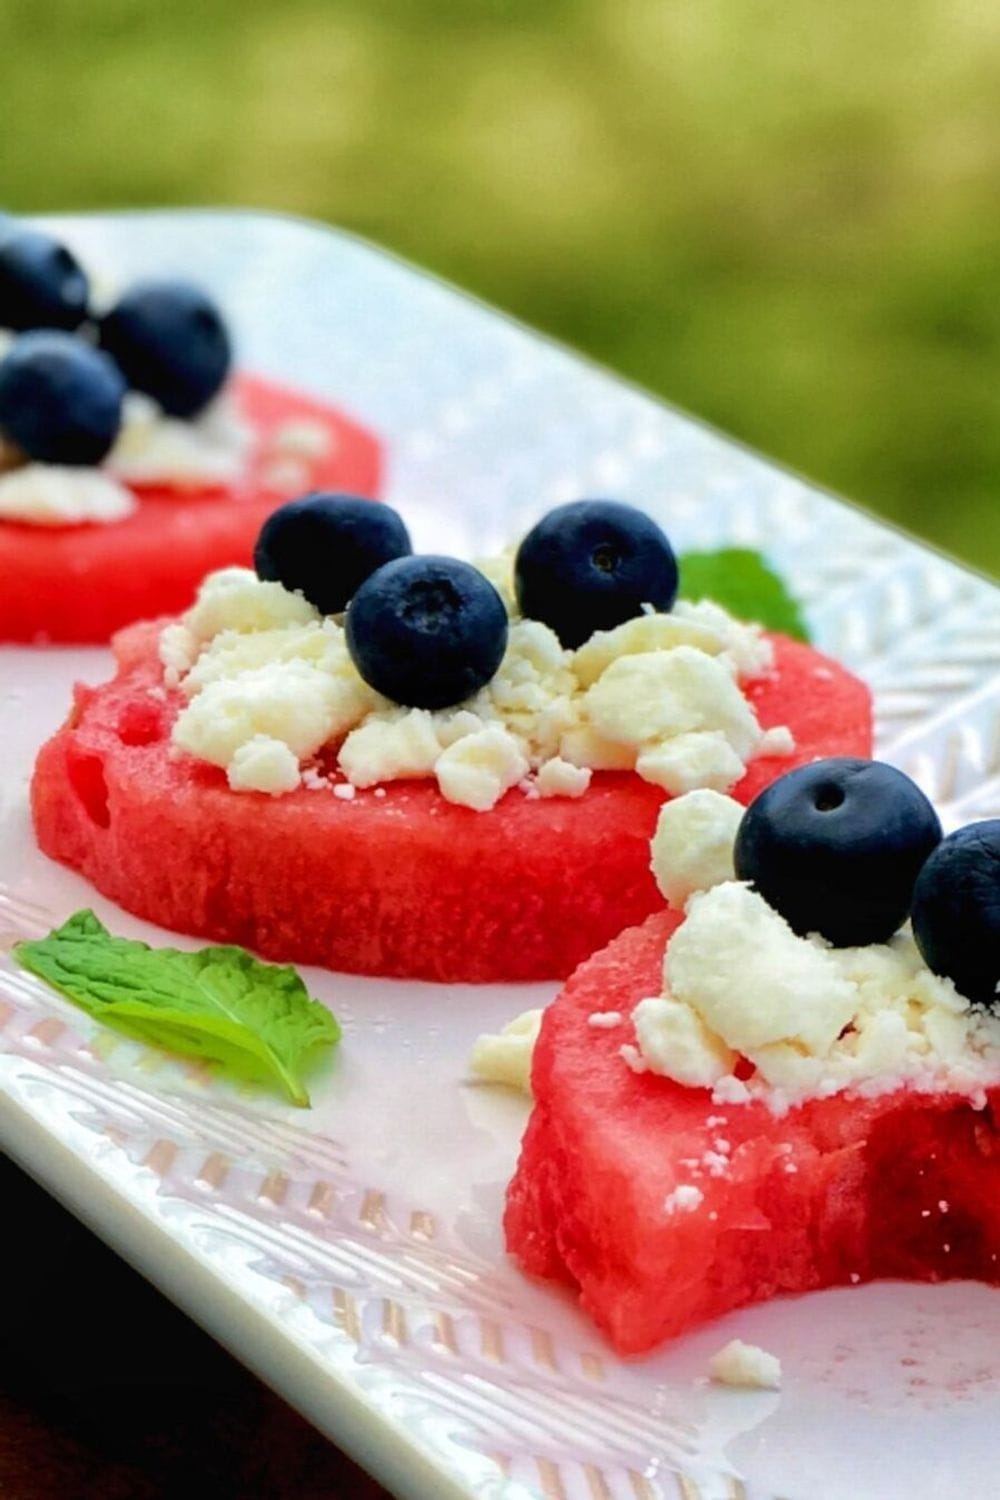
(587, 1010), (623, 1029)
(708, 1339), (782, 1390)
(227, 734), (301, 794)
(650, 789), (744, 907)
(164, 566), (791, 811)
(469, 1009), (543, 1095)
(635, 880), (1000, 1110)
(536, 757), (592, 798)
(0, 464), (136, 525)
(663, 1184), (703, 1215)
(109, 390), (253, 489)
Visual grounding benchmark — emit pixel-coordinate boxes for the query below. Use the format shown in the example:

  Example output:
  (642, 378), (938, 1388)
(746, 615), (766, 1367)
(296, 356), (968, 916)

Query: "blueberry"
(514, 500), (679, 649)
(254, 494), (411, 614)
(98, 279), (231, 418)
(734, 757), (942, 946)
(911, 821), (1000, 1008)
(0, 331), (125, 466)
(346, 556), (508, 709)
(0, 230), (89, 332)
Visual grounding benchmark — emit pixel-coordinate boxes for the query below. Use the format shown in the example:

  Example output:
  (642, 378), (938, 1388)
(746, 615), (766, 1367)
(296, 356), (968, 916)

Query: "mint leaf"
(678, 548), (811, 641)
(14, 911), (339, 1106)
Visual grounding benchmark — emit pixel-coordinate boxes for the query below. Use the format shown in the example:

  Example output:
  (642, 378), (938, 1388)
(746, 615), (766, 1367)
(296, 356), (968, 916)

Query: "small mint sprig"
(15, 911), (339, 1107)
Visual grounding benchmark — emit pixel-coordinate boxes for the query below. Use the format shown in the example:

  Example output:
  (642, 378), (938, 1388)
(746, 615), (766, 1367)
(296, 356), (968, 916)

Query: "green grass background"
(3, 0), (999, 574)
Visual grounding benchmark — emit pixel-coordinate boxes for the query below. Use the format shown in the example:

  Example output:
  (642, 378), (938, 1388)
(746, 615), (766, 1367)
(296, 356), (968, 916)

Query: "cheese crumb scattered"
(185, 567), (317, 638)
(435, 726), (530, 810)
(587, 1010), (623, 1029)
(663, 1184), (703, 1215)
(536, 757), (591, 798)
(650, 790), (744, 908)
(708, 1340), (782, 1390)
(669, 884), (857, 1056)
(227, 735), (301, 794)
(633, 995), (736, 1088)
(173, 661), (346, 767)
(469, 1009), (542, 1095)
(270, 417), (334, 459)
(339, 709), (442, 787)
(0, 465), (137, 526)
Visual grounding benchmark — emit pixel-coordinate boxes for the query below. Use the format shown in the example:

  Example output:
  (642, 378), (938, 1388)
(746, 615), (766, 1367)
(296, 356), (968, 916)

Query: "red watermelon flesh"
(31, 628), (870, 983)
(505, 909), (1000, 1354)
(0, 373), (381, 644)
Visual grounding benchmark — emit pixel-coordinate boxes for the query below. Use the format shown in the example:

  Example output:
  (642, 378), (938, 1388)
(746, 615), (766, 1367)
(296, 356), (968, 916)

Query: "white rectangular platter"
(2, 211), (999, 1500)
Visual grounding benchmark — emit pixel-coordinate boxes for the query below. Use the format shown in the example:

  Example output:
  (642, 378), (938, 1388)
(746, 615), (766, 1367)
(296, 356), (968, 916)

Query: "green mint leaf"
(677, 548), (811, 641)
(14, 911), (339, 1107)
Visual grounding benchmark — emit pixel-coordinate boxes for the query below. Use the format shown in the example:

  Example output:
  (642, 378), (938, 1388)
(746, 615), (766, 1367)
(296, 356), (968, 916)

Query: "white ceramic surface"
(1, 211), (999, 1500)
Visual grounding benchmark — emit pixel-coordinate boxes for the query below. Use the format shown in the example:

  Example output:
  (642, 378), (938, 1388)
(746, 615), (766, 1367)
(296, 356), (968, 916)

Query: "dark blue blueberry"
(98, 279), (231, 418)
(0, 331), (125, 465)
(911, 821), (1000, 1008)
(0, 230), (89, 332)
(514, 500), (679, 648)
(346, 555), (508, 709)
(734, 757), (942, 946)
(254, 493), (412, 614)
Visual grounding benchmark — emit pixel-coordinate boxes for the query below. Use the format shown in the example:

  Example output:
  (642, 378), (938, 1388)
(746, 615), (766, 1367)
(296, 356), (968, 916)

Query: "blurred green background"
(3, 0), (999, 574)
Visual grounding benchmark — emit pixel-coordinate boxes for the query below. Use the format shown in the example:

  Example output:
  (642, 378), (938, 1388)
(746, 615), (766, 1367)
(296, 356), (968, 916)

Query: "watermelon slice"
(31, 626), (871, 982)
(505, 908), (1000, 1354)
(0, 373), (381, 643)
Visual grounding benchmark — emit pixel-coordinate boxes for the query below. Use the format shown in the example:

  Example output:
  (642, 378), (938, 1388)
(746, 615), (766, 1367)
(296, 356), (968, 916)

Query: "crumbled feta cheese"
(333, 781), (356, 800)
(339, 709), (442, 787)
(0, 464), (136, 526)
(270, 417), (334, 459)
(227, 735), (301, 794)
(708, 1340), (782, 1390)
(587, 1010), (623, 1029)
(262, 457), (310, 492)
(672, 599), (775, 679)
(635, 731), (745, 795)
(471, 548), (516, 614)
(558, 724), (636, 770)
(469, 1008), (542, 1094)
(667, 884), (857, 1055)
(435, 726), (529, 811)
(639, 880), (1000, 1109)
(620, 1043), (649, 1073)
(166, 556), (785, 806)
(186, 567), (318, 638)
(159, 623), (199, 687)
(759, 724), (796, 757)
(633, 995), (736, 1087)
(650, 790), (744, 907)
(110, 390), (253, 489)
(536, 757), (591, 798)
(572, 611), (731, 687)
(663, 1184), (703, 1215)
(585, 648), (758, 757)
(173, 661), (343, 766)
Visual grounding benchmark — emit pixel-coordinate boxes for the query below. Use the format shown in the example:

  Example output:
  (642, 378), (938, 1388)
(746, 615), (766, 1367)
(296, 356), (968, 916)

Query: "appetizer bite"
(0, 225), (380, 641)
(505, 761), (1000, 1353)
(32, 496), (870, 981)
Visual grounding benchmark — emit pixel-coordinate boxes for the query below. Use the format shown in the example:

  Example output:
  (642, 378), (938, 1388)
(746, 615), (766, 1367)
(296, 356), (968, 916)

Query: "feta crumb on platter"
(469, 1009), (543, 1095)
(708, 1339), (782, 1390)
